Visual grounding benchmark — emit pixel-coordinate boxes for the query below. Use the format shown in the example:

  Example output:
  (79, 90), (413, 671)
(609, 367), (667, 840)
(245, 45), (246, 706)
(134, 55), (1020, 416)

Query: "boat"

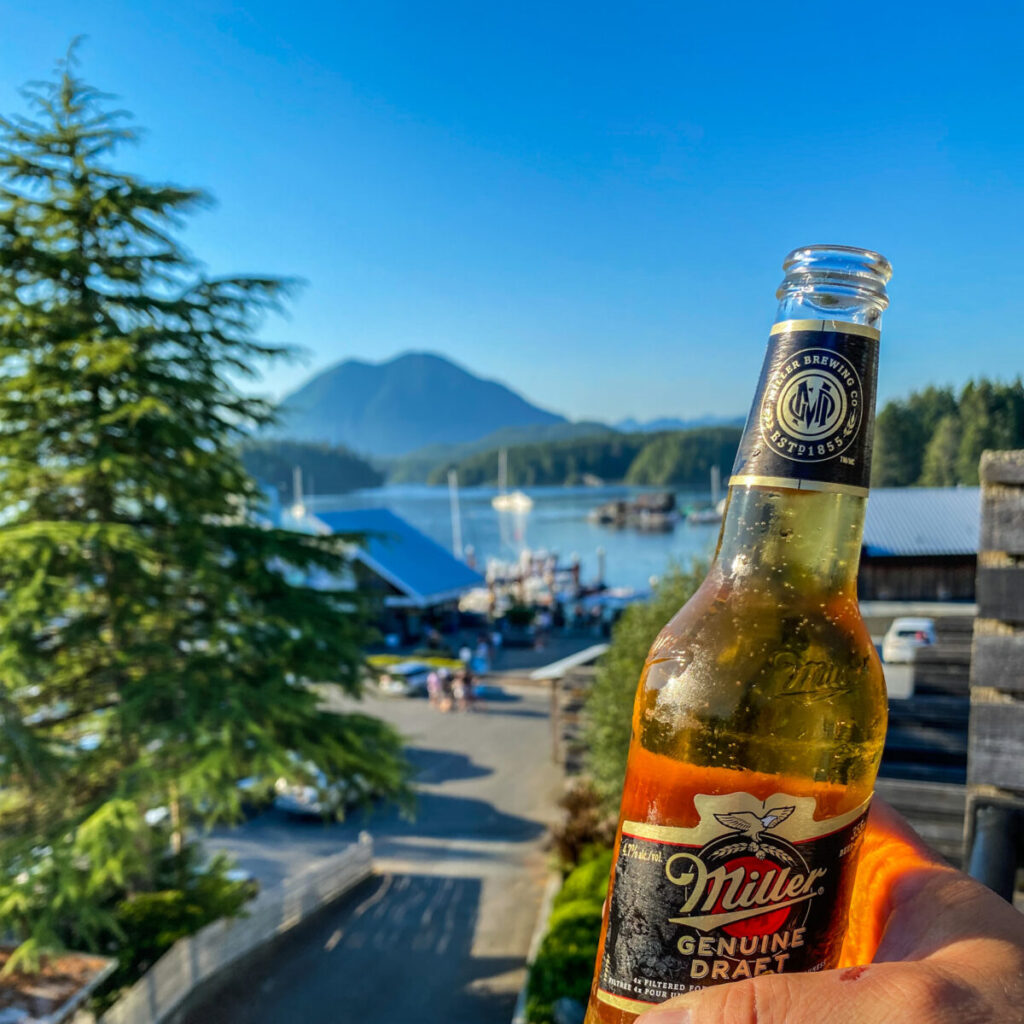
(589, 492), (677, 530)
(492, 490), (534, 512)
(686, 505), (723, 524)
(491, 448), (534, 512)
(686, 466), (725, 524)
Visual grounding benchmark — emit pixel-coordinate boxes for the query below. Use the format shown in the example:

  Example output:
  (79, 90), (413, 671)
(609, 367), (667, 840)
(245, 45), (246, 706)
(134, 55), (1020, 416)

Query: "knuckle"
(704, 975), (791, 1024)
(883, 964), (982, 1021)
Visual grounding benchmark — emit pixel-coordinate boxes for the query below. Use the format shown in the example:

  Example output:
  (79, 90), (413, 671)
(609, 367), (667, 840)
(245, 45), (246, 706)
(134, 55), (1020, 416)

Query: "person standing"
(426, 669), (442, 709)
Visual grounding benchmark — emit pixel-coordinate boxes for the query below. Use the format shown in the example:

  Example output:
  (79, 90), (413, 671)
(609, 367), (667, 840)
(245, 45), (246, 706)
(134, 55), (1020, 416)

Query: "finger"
(878, 865), (1024, 963)
(635, 960), (969, 1024)
(839, 798), (952, 967)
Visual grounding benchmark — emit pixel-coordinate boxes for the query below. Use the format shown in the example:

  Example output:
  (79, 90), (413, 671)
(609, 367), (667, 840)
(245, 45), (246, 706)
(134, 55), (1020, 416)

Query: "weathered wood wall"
(966, 450), (1024, 875)
(858, 555), (977, 601)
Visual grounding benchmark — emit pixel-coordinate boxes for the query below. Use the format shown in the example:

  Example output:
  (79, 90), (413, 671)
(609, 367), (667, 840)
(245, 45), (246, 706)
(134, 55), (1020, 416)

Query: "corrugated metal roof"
(313, 507), (484, 606)
(863, 487), (980, 557)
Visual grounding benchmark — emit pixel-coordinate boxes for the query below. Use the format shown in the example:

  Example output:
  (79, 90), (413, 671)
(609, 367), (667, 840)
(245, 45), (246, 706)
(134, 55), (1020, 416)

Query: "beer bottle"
(584, 245), (891, 1023)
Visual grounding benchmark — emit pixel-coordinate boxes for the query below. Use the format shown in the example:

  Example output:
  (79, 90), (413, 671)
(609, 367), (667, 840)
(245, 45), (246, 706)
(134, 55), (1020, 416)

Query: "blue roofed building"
(859, 487), (981, 601)
(312, 508), (484, 640)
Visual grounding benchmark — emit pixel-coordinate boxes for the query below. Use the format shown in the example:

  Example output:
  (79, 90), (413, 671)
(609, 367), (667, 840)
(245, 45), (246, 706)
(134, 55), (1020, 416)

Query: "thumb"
(634, 961), (956, 1024)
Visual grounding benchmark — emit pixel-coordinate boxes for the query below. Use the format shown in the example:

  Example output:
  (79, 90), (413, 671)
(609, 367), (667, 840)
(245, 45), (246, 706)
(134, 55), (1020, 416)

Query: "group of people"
(426, 666), (476, 712)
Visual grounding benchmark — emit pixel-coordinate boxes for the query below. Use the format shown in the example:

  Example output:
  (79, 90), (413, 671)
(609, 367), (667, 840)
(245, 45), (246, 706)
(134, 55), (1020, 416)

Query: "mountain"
(616, 414), (745, 433)
(275, 352), (566, 457)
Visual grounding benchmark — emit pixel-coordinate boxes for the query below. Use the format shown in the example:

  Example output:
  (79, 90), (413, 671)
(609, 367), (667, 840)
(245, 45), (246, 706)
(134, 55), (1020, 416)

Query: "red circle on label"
(715, 856), (792, 938)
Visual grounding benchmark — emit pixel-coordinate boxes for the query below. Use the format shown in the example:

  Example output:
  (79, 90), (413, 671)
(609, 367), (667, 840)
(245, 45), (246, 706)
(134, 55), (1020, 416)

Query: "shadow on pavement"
(182, 874), (523, 1024)
(474, 686), (523, 703)
(479, 707), (549, 719)
(366, 790), (547, 844)
(406, 746), (493, 784)
(214, 788), (547, 889)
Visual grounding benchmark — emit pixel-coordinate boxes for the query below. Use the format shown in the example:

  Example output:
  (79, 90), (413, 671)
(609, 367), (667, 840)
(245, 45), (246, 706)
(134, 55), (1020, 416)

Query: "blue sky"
(2, 1), (1021, 422)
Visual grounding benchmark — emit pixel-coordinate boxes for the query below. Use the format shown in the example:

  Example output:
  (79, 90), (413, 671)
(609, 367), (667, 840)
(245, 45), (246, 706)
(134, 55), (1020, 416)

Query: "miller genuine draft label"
(730, 319), (880, 496)
(596, 793), (870, 1014)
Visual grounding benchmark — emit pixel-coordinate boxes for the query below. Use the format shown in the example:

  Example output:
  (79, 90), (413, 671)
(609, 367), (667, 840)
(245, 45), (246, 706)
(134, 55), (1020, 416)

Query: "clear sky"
(2, 1), (1022, 423)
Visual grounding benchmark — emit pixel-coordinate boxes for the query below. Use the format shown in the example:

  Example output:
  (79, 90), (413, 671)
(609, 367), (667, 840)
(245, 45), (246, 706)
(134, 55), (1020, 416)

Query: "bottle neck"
(715, 245), (890, 600)
(712, 485), (866, 598)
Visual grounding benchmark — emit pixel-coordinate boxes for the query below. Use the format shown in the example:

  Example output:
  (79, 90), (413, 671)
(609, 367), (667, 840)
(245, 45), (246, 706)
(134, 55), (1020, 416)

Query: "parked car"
(274, 765), (374, 818)
(882, 617), (937, 663)
(376, 660), (432, 697)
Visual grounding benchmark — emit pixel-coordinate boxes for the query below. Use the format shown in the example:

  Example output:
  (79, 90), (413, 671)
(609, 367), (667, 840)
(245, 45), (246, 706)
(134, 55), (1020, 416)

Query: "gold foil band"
(596, 991), (658, 1013)
(622, 794), (872, 846)
(728, 474), (869, 498)
(769, 319), (880, 340)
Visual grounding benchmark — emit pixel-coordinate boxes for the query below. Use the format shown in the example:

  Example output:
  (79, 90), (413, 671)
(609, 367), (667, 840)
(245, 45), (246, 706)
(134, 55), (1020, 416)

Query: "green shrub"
(90, 849), (255, 1013)
(550, 781), (617, 869)
(554, 849), (613, 909)
(526, 850), (614, 1023)
(547, 898), (604, 930)
(526, 923), (601, 1023)
(585, 563), (705, 809)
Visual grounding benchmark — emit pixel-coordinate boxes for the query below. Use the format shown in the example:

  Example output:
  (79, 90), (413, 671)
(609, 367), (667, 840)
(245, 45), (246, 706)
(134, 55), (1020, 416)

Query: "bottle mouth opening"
(778, 244), (892, 310)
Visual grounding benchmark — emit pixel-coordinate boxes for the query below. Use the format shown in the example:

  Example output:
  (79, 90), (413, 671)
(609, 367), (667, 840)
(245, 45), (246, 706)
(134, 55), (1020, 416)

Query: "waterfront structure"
(860, 487), (980, 601)
(313, 508), (484, 640)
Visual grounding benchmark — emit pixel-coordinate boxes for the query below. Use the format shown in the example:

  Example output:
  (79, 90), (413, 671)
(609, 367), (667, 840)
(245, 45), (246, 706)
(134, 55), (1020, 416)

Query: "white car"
(273, 767), (371, 818)
(882, 617), (937, 663)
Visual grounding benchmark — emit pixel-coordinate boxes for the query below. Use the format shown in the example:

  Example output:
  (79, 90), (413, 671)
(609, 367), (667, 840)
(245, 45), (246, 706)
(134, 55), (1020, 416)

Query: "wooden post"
(965, 450), (1024, 891)
(551, 676), (560, 764)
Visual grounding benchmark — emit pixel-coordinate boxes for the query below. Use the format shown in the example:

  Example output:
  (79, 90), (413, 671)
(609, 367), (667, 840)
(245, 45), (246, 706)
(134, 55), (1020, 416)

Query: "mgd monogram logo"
(760, 347), (862, 464)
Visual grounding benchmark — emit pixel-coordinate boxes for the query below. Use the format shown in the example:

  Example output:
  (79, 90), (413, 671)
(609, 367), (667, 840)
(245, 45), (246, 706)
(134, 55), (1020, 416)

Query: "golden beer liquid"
(583, 483), (887, 1024)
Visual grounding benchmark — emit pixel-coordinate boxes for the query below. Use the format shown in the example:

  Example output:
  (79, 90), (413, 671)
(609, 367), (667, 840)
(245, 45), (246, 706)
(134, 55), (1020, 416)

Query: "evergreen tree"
(919, 414), (961, 486)
(872, 386), (956, 487)
(0, 52), (407, 967)
(955, 379), (1024, 484)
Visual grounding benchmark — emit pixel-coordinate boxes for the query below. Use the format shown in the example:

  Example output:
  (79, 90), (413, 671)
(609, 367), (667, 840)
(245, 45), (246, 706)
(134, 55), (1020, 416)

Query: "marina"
(306, 483), (722, 595)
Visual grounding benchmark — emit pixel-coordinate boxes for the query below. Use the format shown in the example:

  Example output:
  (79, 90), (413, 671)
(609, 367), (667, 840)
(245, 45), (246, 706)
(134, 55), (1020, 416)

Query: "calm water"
(309, 484), (720, 592)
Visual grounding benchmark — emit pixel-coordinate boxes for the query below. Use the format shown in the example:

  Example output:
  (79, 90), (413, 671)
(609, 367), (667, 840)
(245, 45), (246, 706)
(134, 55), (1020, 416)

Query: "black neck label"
(730, 320), (879, 496)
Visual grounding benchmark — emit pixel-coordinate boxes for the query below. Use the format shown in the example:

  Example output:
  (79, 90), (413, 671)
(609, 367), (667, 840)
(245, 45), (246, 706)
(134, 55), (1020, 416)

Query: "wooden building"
(858, 487), (980, 601)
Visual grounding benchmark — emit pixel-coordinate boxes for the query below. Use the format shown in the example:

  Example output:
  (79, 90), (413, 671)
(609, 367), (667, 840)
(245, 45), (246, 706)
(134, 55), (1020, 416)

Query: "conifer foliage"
(0, 51), (407, 967)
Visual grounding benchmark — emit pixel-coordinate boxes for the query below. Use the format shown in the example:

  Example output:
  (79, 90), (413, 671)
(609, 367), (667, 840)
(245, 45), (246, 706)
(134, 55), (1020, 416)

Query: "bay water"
(309, 484), (720, 593)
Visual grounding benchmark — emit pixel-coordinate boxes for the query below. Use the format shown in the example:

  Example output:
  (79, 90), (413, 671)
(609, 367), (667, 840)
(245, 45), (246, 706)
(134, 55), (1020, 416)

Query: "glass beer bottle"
(585, 245), (891, 1023)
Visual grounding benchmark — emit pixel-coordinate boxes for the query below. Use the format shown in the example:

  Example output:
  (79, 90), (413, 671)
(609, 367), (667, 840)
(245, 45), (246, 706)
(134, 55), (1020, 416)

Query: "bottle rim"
(778, 244), (891, 309)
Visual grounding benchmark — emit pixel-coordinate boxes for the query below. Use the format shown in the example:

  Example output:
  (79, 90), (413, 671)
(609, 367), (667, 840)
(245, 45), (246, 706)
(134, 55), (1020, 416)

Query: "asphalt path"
(186, 685), (559, 1024)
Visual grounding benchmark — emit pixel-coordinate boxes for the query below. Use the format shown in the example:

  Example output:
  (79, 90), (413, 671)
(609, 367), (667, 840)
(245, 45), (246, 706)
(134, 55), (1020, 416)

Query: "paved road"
(187, 685), (559, 1024)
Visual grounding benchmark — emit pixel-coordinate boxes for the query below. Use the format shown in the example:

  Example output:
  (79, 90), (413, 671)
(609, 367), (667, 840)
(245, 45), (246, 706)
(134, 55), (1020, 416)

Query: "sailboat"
(687, 465), (725, 524)
(491, 448), (534, 512)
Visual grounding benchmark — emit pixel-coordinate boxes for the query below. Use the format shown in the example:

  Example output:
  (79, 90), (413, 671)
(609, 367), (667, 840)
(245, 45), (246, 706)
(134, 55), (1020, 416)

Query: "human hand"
(636, 799), (1024, 1023)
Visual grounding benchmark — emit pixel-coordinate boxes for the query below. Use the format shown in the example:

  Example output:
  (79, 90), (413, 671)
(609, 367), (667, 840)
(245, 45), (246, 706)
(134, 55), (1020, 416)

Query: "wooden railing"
(99, 834), (373, 1024)
(966, 450), (1024, 897)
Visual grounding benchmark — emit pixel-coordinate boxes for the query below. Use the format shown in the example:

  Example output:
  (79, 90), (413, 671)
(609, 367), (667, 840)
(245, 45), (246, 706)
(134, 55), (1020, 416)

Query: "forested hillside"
(431, 426), (742, 487)
(241, 440), (384, 500)
(386, 420), (616, 482)
(872, 379), (1024, 486)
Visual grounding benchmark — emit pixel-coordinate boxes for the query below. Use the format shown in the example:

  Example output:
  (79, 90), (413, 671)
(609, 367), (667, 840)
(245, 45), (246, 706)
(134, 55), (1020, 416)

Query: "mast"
(498, 448), (508, 492)
(292, 466), (306, 518)
(448, 469), (464, 560)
